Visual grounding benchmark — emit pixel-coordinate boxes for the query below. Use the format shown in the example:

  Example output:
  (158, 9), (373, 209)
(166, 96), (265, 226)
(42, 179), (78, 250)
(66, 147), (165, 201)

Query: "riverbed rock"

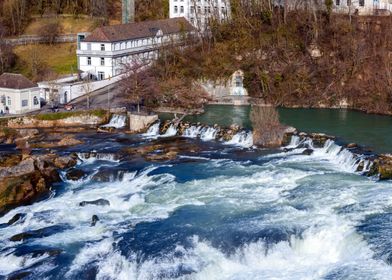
(367, 154), (392, 180)
(310, 133), (335, 147)
(16, 129), (40, 139)
(347, 143), (358, 149)
(302, 148), (314, 155)
(79, 199), (110, 207)
(91, 215), (99, 226)
(54, 156), (78, 169)
(7, 213), (26, 225)
(58, 136), (83, 147)
(9, 225), (64, 242)
(0, 154), (77, 215)
(66, 169), (86, 181)
(8, 114), (106, 129)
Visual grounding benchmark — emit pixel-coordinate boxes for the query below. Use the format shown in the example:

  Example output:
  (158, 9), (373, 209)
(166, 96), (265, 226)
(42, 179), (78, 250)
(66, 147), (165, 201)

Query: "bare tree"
(251, 105), (287, 147)
(38, 19), (61, 45)
(82, 75), (93, 109)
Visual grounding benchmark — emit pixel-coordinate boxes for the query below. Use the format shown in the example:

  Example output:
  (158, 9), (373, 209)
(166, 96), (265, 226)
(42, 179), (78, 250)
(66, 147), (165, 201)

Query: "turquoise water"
(174, 105), (392, 153)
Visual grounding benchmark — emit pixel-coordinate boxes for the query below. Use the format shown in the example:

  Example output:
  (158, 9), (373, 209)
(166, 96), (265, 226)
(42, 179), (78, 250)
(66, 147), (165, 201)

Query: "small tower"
(122, 0), (135, 24)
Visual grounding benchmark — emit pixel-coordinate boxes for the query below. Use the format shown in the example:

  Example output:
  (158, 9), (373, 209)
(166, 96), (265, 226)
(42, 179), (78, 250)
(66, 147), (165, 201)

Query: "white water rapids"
(0, 135), (391, 279)
(143, 122), (254, 148)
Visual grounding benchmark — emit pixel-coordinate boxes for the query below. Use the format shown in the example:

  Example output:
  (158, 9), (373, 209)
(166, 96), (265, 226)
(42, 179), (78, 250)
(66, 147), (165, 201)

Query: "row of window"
(87, 57), (106, 66)
(85, 50), (158, 69)
(85, 37), (164, 52)
(173, 5), (227, 15)
(336, 0), (365, 6)
(173, 0), (227, 3)
(1, 96), (39, 107)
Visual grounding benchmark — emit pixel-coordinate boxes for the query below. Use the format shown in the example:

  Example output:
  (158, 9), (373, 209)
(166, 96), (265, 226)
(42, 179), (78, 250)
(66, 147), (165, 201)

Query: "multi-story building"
(76, 17), (195, 80)
(169, 0), (231, 29)
(334, 0), (392, 15)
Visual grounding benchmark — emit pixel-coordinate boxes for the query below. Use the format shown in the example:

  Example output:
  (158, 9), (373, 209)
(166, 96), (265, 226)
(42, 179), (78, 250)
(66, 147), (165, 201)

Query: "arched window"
(33, 96), (39, 105)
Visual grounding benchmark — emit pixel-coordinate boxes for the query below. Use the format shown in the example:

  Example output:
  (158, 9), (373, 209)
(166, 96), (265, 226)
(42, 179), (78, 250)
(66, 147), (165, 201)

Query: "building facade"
(0, 73), (41, 115)
(169, 0), (231, 29)
(76, 18), (195, 81)
(334, 0), (392, 14)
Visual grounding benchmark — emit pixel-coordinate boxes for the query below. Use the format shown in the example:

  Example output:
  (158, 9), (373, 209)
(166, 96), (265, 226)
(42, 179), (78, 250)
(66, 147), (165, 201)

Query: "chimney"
(122, 0), (135, 24)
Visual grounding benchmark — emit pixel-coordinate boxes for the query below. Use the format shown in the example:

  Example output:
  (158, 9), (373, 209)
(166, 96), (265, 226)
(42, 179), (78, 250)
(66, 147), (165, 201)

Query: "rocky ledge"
(367, 154), (392, 180)
(0, 153), (77, 215)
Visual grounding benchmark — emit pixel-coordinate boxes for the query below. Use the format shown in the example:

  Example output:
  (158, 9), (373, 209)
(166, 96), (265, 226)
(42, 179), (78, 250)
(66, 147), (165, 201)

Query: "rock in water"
(0, 153), (77, 215)
(91, 215), (99, 226)
(302, 149), (314, 155)
(79, 199), (110, 207)
(7, 213), (25, 225)
(66, 169), (86, 181)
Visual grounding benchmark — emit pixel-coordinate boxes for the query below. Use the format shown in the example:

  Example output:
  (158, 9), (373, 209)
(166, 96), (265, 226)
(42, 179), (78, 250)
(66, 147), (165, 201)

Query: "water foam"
(225, 131), (254, 148)
(101, 114), (127, 129)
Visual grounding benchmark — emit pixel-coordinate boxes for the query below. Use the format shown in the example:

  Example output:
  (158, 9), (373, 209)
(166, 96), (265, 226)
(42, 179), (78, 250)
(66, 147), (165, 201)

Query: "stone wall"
(128, 113), (158, 133)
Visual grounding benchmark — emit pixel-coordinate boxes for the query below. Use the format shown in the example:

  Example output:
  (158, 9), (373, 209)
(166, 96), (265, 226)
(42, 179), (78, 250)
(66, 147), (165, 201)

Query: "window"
(235, 75), (243, 87)
(190, 6), (194, 14)
(33, 96), (39, 105)
(7, 96), (11, 106)
(22, 100), (28, 107)
(100, 57), (105, 66)
(336, 0), (340, 5)
(101, 44), (105, 51)
(359, 0), (364, 6)
(180, 6), (184, 13)
(174, 6), (178, 13)
(98, 72), (105, 80)
(87, 43), (91, 50)
(87, 57), (91, 65)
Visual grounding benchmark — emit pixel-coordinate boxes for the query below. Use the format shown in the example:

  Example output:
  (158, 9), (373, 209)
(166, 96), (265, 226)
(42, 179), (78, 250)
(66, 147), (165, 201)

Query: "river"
(0, 107), (392, 279)
(164, 105), (392, 154)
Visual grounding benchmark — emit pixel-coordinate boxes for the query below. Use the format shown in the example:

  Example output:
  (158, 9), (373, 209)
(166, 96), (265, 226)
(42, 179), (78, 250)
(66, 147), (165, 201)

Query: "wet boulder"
(54, 155), (78, 169)
(7, 213), (26, 225)
(309, 133), (335, 147)
(366, 154), (392, 180)
(347, 143), (358, 149)
(91, 215), (99, 226)
(0, 153), (77, 215)
(66, 168), (86, 181)
(302, 148), (314, 156)
(10, 225), (66, 242)
(79, 199), (110, 207)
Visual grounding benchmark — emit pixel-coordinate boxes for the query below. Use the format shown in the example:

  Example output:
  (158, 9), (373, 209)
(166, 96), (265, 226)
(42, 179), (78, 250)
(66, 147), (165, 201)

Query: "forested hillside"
(0, 0), (168, 36)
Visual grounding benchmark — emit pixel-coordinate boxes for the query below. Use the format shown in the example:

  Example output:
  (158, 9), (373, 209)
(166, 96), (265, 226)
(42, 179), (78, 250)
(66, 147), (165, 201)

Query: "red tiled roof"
(0, 73), (37, 90)
(84, 17), (195, 43)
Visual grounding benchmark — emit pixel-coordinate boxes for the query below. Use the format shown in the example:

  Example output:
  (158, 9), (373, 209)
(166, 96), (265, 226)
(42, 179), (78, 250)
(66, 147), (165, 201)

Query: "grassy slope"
(13, 43), (77, 77)
(24, 16), (97, 35)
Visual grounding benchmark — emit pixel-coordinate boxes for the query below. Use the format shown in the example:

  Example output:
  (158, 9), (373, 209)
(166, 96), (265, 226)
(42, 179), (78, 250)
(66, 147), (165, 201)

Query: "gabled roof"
(0, 73), (37, 90)
(84, 17), (195, 43)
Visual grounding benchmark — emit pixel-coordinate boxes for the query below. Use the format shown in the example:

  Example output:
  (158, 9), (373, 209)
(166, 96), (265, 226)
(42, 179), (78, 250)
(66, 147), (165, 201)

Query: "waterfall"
(162, 125), (178, 137)
(77, 152), (119, 163)
(286, 135), (301, 149)
(143, 122), (160, 137)
(225, 131), (254, 148)
(286, 136), (373, 174)
(101, 114), (127, 129)
(183, 126), (203, 138)
(200, 127), (218, 141)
